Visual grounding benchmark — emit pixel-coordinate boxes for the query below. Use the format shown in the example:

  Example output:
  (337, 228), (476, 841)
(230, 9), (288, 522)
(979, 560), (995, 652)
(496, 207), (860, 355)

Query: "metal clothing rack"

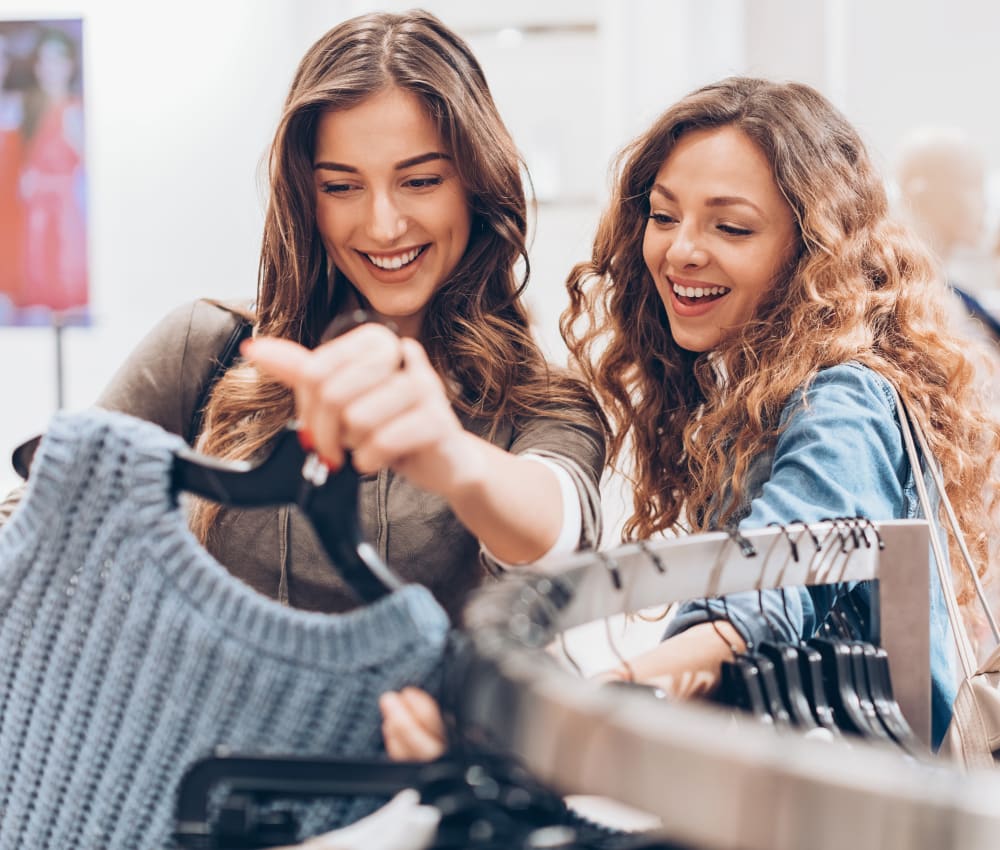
(453, 519), (998, 850)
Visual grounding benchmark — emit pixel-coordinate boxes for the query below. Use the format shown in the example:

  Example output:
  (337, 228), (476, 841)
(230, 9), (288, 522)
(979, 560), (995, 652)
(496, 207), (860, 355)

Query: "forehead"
(314, 87), (447, 163)
(654, 126), (780, 201)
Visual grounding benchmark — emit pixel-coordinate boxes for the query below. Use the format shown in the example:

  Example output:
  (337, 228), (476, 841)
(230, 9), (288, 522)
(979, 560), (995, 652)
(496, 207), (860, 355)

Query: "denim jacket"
(663, 362), (956, 748)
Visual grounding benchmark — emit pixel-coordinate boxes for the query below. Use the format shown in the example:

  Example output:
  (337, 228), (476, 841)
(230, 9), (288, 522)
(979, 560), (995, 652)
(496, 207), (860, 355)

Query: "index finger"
(241, 337), (312, 388)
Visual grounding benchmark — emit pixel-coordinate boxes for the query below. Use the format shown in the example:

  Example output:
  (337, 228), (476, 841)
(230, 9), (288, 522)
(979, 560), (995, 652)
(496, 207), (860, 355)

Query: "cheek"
(642, 230), (660, 275)
(443, 196), (472, 250)
(315, 210), (350, 256)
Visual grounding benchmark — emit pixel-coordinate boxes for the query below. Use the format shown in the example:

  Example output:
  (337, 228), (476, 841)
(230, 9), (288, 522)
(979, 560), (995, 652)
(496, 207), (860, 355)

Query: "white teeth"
(366, 247), (423, 270)
(672, 282), (728, 298)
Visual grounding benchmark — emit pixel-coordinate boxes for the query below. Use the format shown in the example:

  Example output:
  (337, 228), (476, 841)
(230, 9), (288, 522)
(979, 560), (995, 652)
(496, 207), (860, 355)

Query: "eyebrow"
(650, 183), (765, 216)
(313, 152), (451, 172)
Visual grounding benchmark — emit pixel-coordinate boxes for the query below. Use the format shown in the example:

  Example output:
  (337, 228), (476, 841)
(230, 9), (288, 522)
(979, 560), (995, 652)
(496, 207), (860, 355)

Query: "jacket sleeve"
(495, 401), (607, 559)
(95, 299), (244, 441)
(664, 364), (907, 647)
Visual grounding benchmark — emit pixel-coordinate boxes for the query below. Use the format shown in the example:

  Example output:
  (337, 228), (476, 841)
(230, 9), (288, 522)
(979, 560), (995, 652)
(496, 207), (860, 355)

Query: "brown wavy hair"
(562, 76), (1000, 601)
(190, 9), (599, 542)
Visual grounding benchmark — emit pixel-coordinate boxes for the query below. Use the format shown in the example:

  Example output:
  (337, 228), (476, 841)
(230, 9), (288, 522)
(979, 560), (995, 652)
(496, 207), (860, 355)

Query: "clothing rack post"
(876, 520), (931, 747)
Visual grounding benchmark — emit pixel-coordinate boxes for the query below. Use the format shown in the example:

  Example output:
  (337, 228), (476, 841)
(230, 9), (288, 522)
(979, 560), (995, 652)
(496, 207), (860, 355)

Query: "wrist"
(431, 429), (490, 502)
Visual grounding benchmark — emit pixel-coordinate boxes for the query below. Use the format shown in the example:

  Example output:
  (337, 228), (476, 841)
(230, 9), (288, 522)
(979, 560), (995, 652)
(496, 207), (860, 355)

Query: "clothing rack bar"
(457, 647), (999, 850)
(470, 519), (931, 744)
(455, 519), (960, 850)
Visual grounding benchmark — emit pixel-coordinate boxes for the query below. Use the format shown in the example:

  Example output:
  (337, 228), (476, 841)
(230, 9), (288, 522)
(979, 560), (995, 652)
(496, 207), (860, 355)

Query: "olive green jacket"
(2, 300), (605, 622)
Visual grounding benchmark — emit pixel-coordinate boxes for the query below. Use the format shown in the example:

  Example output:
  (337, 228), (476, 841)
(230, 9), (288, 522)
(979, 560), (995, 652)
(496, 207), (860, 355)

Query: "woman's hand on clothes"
(593, 620), (747, 699)
(243, 324), (476, 498)
(379, 687), (447, 761)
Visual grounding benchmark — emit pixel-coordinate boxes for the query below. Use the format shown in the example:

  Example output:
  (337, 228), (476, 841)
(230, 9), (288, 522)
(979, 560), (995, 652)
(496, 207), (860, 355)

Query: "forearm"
(442, 432), (565, 565)
(605, 621), (747, 698)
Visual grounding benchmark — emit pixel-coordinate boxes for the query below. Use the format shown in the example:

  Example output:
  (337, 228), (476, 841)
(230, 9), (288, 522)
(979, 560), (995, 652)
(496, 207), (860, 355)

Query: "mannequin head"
(895, 127), (987, 262)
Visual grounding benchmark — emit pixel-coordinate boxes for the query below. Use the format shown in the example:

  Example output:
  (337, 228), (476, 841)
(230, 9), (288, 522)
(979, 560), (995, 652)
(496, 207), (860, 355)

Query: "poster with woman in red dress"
(0, 20), (87, 327)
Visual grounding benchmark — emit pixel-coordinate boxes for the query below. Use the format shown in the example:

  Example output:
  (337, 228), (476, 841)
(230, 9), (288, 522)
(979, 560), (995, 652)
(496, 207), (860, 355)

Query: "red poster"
(0, 19), (88, 327)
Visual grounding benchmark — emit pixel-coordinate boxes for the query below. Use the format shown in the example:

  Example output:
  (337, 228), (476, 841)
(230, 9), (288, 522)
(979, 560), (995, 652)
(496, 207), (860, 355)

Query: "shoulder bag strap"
(187, 315), (253, 445)
(887, 381), (998, 676)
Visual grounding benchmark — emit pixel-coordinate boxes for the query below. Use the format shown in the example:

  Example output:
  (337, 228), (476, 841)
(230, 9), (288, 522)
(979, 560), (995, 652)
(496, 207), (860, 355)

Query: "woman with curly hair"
(561, 76), (1000, 748)
(3, 12), (604, 642)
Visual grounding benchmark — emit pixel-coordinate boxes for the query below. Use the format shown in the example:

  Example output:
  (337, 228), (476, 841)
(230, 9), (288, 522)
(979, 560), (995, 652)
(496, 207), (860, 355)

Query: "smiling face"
(313, 86), (472, 337)
(642, 125), (799, 353)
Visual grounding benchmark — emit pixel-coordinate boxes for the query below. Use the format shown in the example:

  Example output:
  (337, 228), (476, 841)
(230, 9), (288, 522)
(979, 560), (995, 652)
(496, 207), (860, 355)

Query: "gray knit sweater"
(0, 409), (450, 849)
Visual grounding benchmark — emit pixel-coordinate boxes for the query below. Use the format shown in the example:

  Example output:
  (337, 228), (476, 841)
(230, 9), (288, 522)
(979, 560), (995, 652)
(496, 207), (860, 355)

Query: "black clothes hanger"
(779, 520), (841, 735)
(831, 572), (927, 757)
(174, 751), (689, 849)
(172, 429), (401, 604)
(751, 523), (822, 731)
(804, 633), (872, 738)
(171, 309), (404, 605)
(811, 520), (917, 748)
(728, 600), (793, 728)
(860, 643), (927, 757)
(809, 573), (890, 742)
(708, 528), (792, 726)
(843, 624), (896, 744)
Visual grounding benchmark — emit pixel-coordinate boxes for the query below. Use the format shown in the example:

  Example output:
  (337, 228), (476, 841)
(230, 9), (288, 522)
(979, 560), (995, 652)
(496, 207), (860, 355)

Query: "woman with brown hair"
(560, 76), (1000, 749)
(2, 10), (604, 668)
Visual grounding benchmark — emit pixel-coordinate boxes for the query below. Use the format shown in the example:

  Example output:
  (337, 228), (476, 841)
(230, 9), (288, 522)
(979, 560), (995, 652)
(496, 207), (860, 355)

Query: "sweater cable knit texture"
(0, 409), (450, 849)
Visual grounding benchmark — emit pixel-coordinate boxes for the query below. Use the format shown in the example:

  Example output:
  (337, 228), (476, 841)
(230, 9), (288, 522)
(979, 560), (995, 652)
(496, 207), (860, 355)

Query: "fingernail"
(297, 428), (314, 452)
(318, 453), (341, 471)
(239, 338), (254, 356)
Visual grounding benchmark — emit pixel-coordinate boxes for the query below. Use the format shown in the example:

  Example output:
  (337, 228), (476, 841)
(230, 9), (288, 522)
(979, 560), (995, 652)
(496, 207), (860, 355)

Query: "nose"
(365, 190), (407, 244)
(665, 224), (708, 269)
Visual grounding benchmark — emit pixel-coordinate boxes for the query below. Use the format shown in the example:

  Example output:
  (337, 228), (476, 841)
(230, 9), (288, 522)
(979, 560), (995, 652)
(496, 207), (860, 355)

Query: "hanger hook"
(698, 527), (747, 657)
(596, 550), (623, 592)
(603, 615), (636, 682)
(789, 518), (823, 553)
(636, 539), (667, 574)
(725, 524), (757, 558)
(821, 517), (851, 554)
(847, 515), (871, 549)
(844, 516), (862, 550)
(528, 577), (587, 678)
(858, 516), (885, 550)
(767, 521), (799, 563)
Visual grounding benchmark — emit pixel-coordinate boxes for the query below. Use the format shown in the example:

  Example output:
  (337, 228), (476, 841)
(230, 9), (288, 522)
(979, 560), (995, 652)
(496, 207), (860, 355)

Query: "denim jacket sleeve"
(664, 363), (907, 648)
